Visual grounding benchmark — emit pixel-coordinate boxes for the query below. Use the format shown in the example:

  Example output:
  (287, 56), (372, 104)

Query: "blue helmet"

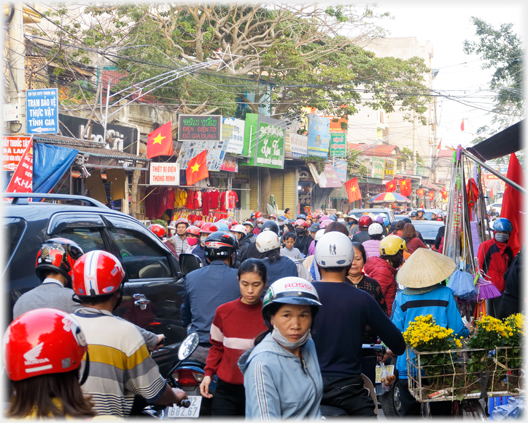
(383, 217), (389, 226)
(278, 215), (287, 222)
(329, 214), (337, 221)
(493, 218), (512, 232)
(298, 214), (306, 220)
(215, 223), (230, 232)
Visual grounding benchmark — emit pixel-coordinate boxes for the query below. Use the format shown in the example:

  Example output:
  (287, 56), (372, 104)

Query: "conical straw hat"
(396, 248), (456, 288)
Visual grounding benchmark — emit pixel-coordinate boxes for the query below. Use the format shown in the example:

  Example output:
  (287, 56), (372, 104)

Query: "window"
(108, 228), (171, 279)
(55, 228), (105, 252)
(4, 218), (26, 264)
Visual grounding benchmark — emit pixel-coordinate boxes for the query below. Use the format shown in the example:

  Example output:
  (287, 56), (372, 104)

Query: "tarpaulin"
(466, 120), (523, 161)
(33, 143), (78, 193)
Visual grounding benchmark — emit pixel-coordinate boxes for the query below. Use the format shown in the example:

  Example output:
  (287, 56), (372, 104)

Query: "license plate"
(167, 396), (202, 419)
(375, 365), (394, 383)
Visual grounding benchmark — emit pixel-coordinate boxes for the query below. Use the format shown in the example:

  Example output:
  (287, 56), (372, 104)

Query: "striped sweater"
(205, 299), (267, 385)
(72, 307), (167, 417)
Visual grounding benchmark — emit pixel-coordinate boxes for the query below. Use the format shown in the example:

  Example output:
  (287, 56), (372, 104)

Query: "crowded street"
(3, 1), (525, 420)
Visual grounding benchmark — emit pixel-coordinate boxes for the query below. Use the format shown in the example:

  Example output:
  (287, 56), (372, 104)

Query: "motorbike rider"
(189, 223), (218, 266)
(242, 220), (256, 241)
(351, 215), (372, 244)
(364, 235), (407, 317)
(348, 214), (360, 236)
(277, 215), (288, 236)
(71, 250), (187, 417)
(256, 230), (299, 285)
(4, 308), (95, 418)
(184, 225), (201, 253)
(477, 218), (514, 317)
(311, 232), (406, 416)
(363, 222), (384, 259)
(200, 259), (268, 416)
(238, 277), (324, 419)
(293, 219), (312, 256)
(307, 222), (320, 256)
(230, 224), (250, 264)
(181, 232), (241, 353)
(391, 248), (470, 416)
(416, 208), (426, 220)
(169, 218), (190, 255)
(149, 223), (178, 257)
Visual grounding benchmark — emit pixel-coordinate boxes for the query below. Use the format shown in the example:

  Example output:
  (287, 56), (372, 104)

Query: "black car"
(4, 193), (186, 375)
(411, 220), (445, 248)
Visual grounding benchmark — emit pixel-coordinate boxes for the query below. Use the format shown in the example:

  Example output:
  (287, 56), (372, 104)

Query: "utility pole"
(8, 3), (27, 134)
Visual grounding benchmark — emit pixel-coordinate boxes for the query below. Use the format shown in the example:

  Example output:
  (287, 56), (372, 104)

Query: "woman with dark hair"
(4, 308), (95, 418)
(255, 231), (298, 285)
(200, 259), (268, 416)
(390, 220), (405, 237)
(401, 223), (427, 253)
(324, 221), (349, 236)
(238, 277), (323, 419)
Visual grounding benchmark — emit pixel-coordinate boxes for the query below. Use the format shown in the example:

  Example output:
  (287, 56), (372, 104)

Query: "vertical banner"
(371, 157), (385, 179)
(241, 115), (285, 169)
(5, 138), (33, 194)
(222, 117), (245, 154)
(334, 159), (347, 183)
(329, 132), (347, 157)
(2, 136), (33, 171)
(307, 114), (330, 158)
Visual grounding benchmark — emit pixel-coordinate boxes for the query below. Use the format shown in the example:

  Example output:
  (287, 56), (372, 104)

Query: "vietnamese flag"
(186, 150), (209, 185)
(489, 187), (494, 200)
(399, 178), (412, 196)
(386, 179), (397, 193)
(147, 121), (173, 159)
(441, 188), (448, 201)
(427, 190), (435, 201)
(461, 119), (465, 132)
(416, 188), (425, 198)
(500, 153), (524, 255)
(345, 177), (362, 203)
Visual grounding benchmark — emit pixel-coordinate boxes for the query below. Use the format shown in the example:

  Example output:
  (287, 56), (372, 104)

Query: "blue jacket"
(238, 333), (323, 420)
(391, 284), (470, 379)
(262, 256), (298, 285)
(181, 261), (240, 343)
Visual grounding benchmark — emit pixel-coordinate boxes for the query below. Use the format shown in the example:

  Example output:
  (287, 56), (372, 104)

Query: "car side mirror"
(179, 253), (203, 277)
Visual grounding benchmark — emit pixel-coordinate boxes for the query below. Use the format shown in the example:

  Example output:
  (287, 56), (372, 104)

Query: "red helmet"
(200, 223), (219, 234)
(269, 214), (276, 219)
(358, 215), (373, 229)
(194, 220), (205, 228)
(35, 238), (84, 284)
(72, 251), (125, 298)
(175, 218), (189, 228)
(231, 220), (238, 226)
(186, 226), (201, 237)
(294, 219), (308, 228)
(255, 211), (262, 219)
(4, 308), (88, 381)
(149, 224), (166, 239)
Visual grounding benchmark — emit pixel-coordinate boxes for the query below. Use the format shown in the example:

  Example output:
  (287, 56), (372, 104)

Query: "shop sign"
(178, 114), (222, 141)
(26, 88), (58, 134)
(334, 159), (347, 183)
(5, 139), (33, 194)
(307, 114), (330, 158)
(384, 160), (395, 178)
(317, 162), (342, 188)
(242, 115), (285, 169)
(149, 162), (180, 186)
(59, 114), (138, 153)
(177, 140), (227, 171)
(222, 117), (245, 154)
(329, 132), (346, 157)
(2, 136), (32, 171)
(371, 157), (385, 179)
(290, 133), (308, 158)
(220, 155), (238, 172)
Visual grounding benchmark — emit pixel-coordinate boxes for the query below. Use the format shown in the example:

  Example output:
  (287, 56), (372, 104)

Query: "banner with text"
(371, 157), (385, 179)
(329, 132), (347, 157)
(384, 159), (395, 179)
(222, 117), (245, 155)
(334, 159), (347, 183)
(241, 115), (285, 169)
(177, 140), (227, 171)
(317, 162), (342, 188)
(307, 114), (330, 158)
(149, 162), (180, 186)
(2, 136), (32, 171)
(5, 139), (33, 194)
(178, 114), (222, 141)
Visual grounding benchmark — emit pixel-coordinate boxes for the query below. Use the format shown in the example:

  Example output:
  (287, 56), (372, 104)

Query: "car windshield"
(412, 222), (444, 240)
(349, 211), (385, 219)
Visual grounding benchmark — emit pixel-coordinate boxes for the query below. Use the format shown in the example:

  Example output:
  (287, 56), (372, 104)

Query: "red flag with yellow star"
(345, 177), (362, 203)
(399, 178), (412, 196)
(385, 179), (397, 193)
(416, 188), (425, 198)
(427, 190), (435, 201)
(186, 150), (209, 185)
(147, 121), (173, 158)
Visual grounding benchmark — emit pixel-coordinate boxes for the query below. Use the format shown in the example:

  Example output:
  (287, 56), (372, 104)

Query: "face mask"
(295, 228), (305, 234)
(272, 327), (311, 349)
(495, 233), (510, 243)
(200, 236), (208, 243)
(187, 238), (198, 246)
(257, 224), (263, 228)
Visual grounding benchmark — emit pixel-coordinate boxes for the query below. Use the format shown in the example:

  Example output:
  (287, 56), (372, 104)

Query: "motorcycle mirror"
(179, 253), (203, 277)
(177, 333), (199, 361)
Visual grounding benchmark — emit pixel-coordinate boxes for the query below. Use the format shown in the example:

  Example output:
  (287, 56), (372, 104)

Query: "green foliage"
(397, 147), (424, 166)
(346, 149), (368, 178)
(301, 155), (326, 174)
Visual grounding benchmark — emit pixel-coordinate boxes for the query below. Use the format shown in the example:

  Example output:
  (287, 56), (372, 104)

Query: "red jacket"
(477, 239), (513, 293)
(364, 256), (398, 317)
(406, 237), (428, 253)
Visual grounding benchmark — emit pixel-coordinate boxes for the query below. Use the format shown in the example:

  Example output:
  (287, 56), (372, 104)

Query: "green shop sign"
(329, 132), (346, 157)
(241, 114), (285, 169)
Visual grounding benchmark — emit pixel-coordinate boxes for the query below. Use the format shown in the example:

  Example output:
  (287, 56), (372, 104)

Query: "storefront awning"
(466, 120), (523, 161)
(329, 185), (348, 199)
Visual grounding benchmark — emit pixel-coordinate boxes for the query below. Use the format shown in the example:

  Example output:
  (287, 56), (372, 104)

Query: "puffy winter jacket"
(237, 234), (253, 262)
(351, 229), (370, 244)
(364, 256), (398, 317)
(362, 240), (381, 260)
(477, 239), (514, 293)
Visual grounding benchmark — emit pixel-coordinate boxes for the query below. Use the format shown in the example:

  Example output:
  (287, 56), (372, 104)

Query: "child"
(280, 232), (304, 261)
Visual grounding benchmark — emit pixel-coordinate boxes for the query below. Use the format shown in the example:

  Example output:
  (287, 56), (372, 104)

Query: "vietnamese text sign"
(384, 159), (395, 178)
(221, 155), (238, 172)
(2, 136), (32, 171)
(290, 133), (308, 158)
(27, 88), (59, 134)
(307, 114), (330, 158)
(371, 157), (385, 179)
(334, 159), (347, 183)
(329, 132), (346, 157)
(177, 140), (227, 171)
(178, 114), (222, 141)
(150, 162), (180, 186)
(241, 115), (285, 169)
(6, 139), (33, 194)
(317, 162), (342, 188)
(222, 117), (245, 154)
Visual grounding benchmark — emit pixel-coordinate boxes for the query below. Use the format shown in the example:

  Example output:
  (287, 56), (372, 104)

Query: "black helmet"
(35, 238), (84, 284)
(260, 220), (279, 235)
(204, 232), (238, 260)
(410, 211), (417, 217)
(402, 217), (412, 224)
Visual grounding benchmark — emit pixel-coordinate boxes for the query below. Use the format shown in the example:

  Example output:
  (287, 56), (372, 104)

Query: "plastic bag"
(447, 269), (478, 300)
(380, 362), (396, 392)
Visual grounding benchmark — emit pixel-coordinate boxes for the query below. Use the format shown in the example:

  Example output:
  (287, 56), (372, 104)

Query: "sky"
(375, 1), (526, 149)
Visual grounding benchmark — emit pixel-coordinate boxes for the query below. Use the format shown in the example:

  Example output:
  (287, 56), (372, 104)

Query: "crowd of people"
(5, 205), (522, 419)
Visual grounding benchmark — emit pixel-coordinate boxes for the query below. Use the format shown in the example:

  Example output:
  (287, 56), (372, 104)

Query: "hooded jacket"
(236, 234), (253, 263)
(477, 238), (514, 293)
(238, 333), (323, 420)
(364, 256), (398, 317)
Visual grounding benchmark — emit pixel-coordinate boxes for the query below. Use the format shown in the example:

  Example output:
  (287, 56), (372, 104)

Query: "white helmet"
(368, 222), (384, 236)
(230, 224), (247, 235)
(256, 231), (280, 253)
(315, 232), (353, 268)
(315, 229), (325, 242)
(378, 213), (387, 218)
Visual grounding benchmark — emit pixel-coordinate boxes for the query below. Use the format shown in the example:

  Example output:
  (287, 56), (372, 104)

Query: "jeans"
(321, 375), (376, 417)
(211, 378), (246, 417)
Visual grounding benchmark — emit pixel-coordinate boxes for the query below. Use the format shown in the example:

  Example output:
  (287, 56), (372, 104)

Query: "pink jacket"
(362, 240), (381, 260)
